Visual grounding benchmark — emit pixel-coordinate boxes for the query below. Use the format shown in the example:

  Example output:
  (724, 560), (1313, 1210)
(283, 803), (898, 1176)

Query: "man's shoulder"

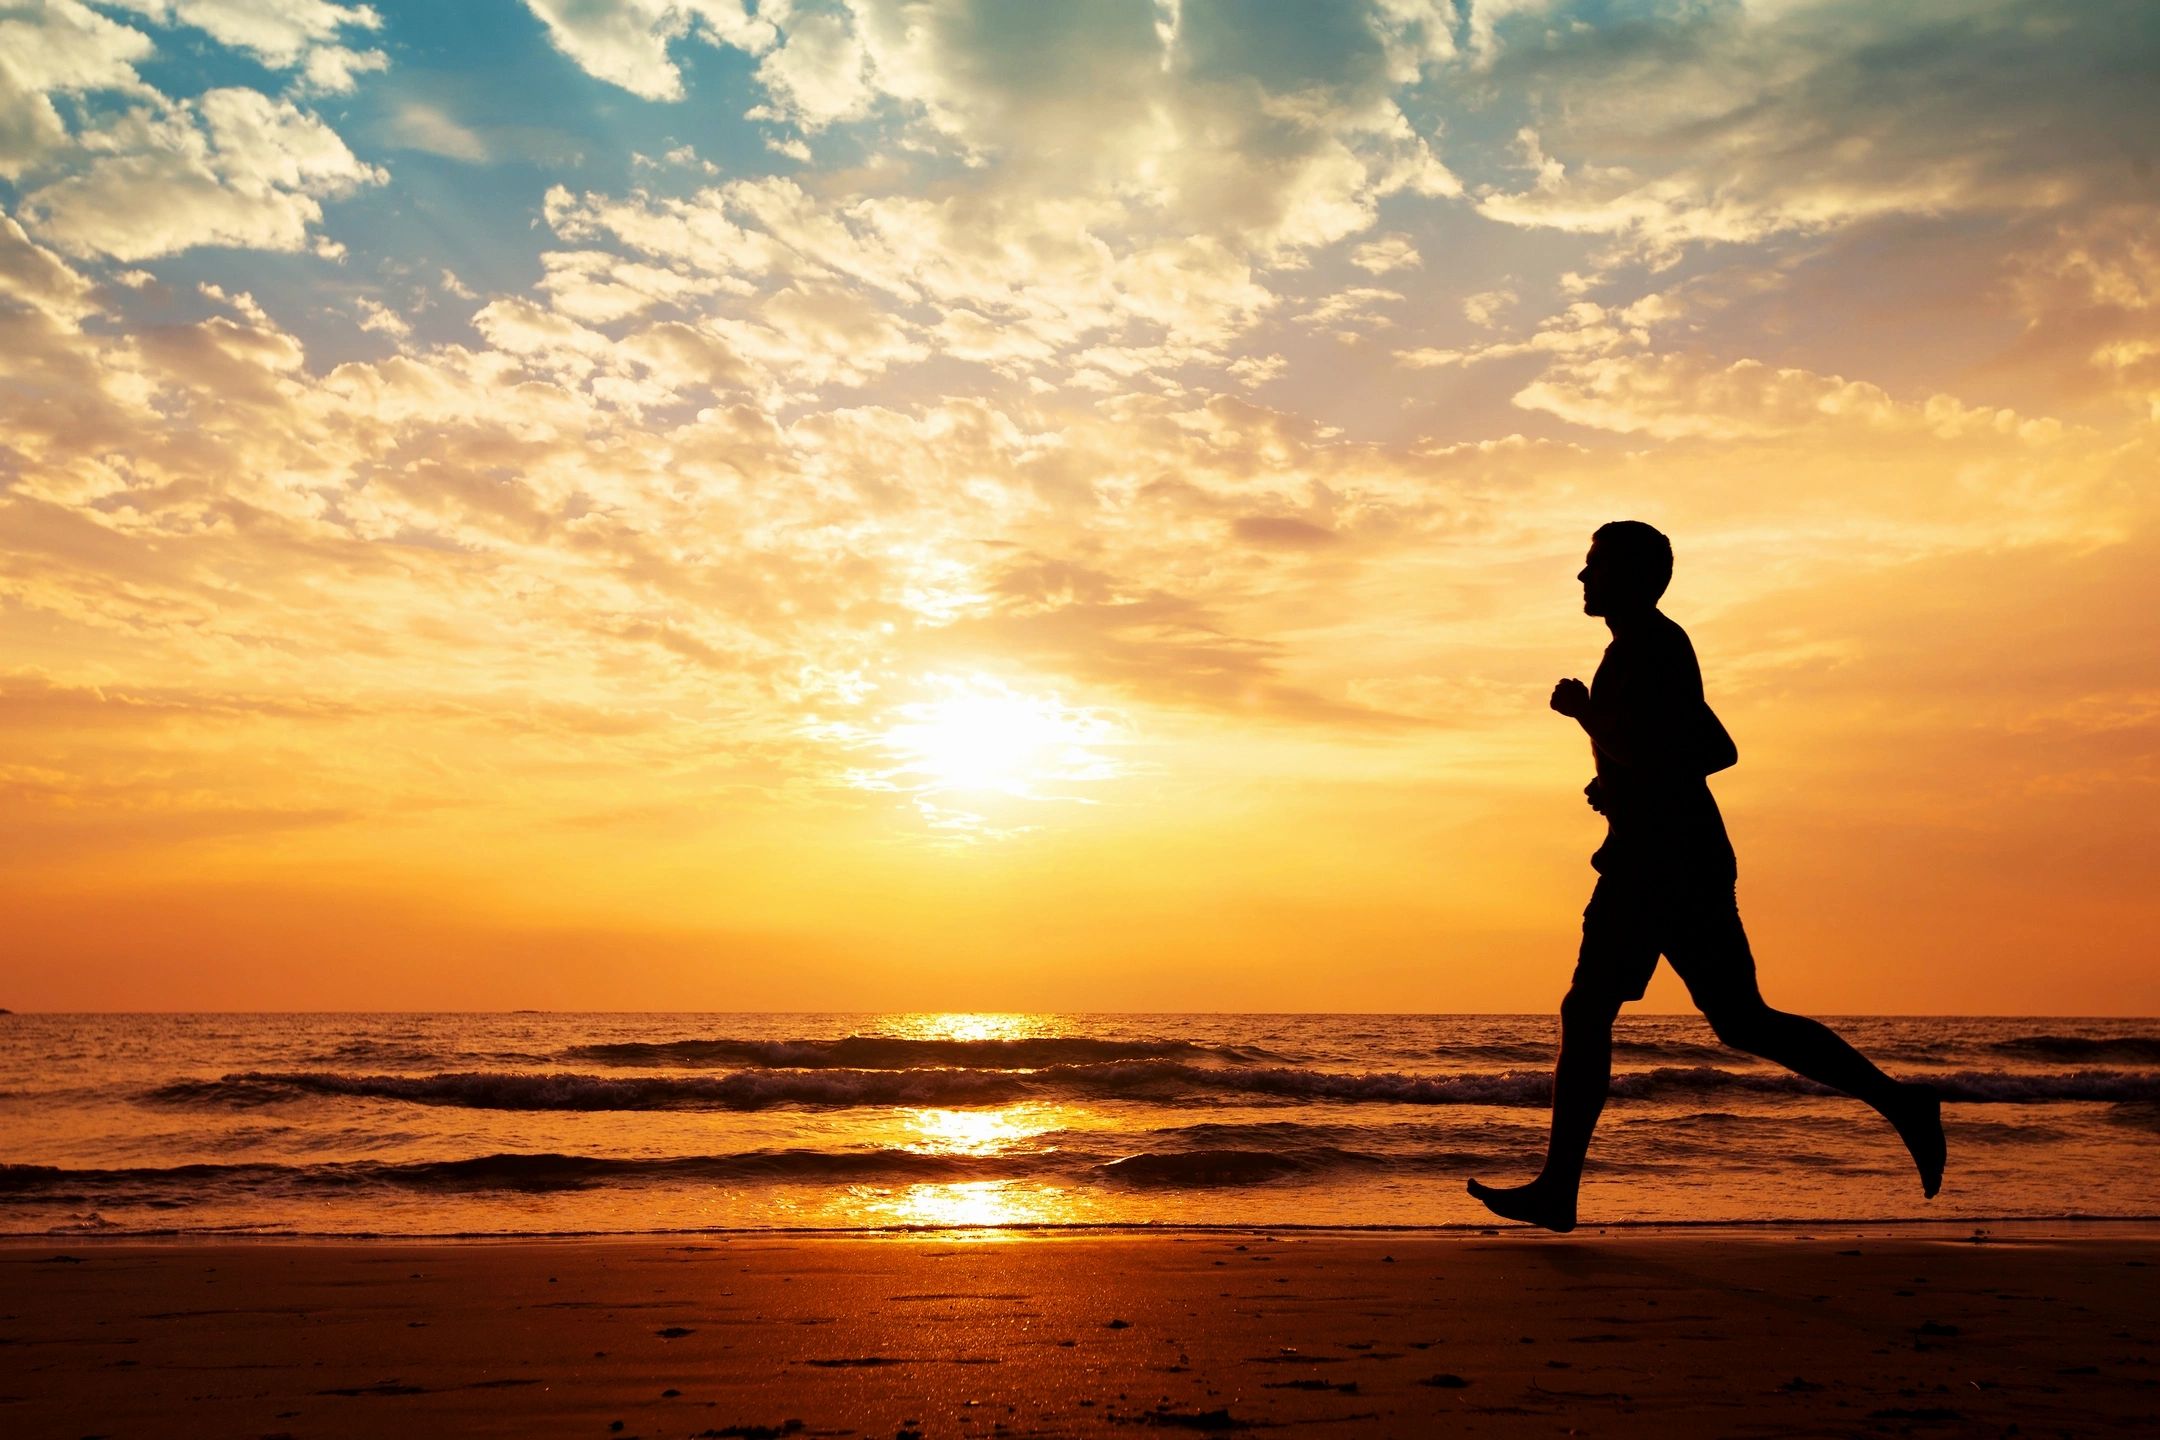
(1608, 611), (1694, 654)
(1646, 610), (1697, 655)
(1605, 612), (1701, 684)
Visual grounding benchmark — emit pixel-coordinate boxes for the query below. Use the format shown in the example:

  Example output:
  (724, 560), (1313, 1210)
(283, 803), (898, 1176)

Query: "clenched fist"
(1550, 677), (1590, 718)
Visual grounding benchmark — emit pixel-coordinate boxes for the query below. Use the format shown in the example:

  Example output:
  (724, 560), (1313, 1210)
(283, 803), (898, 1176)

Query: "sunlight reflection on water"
(883, 1012), (1068, 1042)
(899, 1104), (1067, 1156)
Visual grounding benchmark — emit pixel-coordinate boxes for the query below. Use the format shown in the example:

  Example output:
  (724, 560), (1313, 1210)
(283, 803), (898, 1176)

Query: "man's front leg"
(1468, 983), (1621, 1234)
(1545, 982), (1623, 1190)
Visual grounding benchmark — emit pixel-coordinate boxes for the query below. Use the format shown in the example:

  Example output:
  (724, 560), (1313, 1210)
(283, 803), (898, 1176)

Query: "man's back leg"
(1673, 901), (1946, 1197)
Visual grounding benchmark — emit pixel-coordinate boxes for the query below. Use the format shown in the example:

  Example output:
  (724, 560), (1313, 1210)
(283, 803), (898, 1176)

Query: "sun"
(881, 675), (1121, 797)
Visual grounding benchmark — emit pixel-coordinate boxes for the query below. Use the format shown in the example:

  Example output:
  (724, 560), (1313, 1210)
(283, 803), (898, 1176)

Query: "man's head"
(1579, 520), (1672, 616)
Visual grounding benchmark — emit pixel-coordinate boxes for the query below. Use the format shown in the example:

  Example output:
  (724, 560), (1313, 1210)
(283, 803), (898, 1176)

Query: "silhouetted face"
(1577, 539), (1629, 617)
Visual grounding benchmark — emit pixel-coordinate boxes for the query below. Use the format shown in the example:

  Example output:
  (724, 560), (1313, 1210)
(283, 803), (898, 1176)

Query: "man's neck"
(1603, 606), (1660, 638)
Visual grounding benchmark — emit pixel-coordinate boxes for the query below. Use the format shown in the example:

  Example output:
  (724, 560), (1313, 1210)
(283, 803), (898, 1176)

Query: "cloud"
(1512, 352), (2066, 443)
(540, 176), (1276, 393)
(1297, 285), (1403, 335)
(295, 43), (390, 96)
(1470, 0), (2160, 263)
(538, 248), (719, 324)
(1461, 287), (1514, 327)
(21, 87), (386, 260)
(102, 0), (388, 95)
(1996, 207), (2160, 419)
(1460, 0), (1558, 65)
(0, 0), (155, 178)
(517, 0), (774, 101)
(0, 215), (98, 325)
(354, 295), (408, 337)
(381, 99), (490, 161)
(926, 553), (1410, 729)
(1233, 514), (1340, 549)
(457, 2), (1481, 423)
(528, 1), (1461, 284)
(0, 4), (386, 265)
(1350, 231), (1420, 274)
(107, 0), (381, 70)
(1398, 296), (1653, 370)
(752, 4), (871, 129)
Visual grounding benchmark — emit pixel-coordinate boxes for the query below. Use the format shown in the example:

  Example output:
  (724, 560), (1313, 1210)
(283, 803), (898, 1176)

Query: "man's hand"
(1550, 677), (1590, 718)
(1584, 777), (1607, 814)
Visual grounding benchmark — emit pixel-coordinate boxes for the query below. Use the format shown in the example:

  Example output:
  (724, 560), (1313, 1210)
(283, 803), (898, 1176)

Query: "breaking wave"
(559, 1035), (1271, 1068)
(145, 1063), (2160, 1113)
(1988, 1035), (2160, 1064)
(0, 1148), (1048, 1201)
(1096, 1147), (1371, 1187)
(0, 1139), (1511, 1204)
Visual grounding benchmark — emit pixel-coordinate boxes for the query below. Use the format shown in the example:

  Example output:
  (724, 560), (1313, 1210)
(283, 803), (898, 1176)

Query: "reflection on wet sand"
(861, 1178), (1080, 1230)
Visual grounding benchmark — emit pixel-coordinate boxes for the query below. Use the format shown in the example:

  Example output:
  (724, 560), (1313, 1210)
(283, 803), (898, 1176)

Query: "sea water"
(2, 1013), (2154, 1236)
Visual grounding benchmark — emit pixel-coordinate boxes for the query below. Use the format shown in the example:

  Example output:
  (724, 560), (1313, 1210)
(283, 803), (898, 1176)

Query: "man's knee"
(1560, 984), (1623, 1031)
(1704, 997), (1772, 1050)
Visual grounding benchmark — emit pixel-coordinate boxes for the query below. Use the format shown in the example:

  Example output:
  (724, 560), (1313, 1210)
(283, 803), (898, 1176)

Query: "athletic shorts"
(1571, 875), (1762, 1009)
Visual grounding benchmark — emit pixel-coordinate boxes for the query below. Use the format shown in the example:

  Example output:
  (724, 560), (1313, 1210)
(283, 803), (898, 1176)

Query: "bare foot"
(1466, 1177), (1577, 1234)
(1890, 1086), (1946, 1198)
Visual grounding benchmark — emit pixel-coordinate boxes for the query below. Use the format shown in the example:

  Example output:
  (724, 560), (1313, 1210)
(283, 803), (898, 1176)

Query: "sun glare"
(809, 675), (1130, 835)
(833, 677), (1123, 837)
(882, 676), (1123, 797)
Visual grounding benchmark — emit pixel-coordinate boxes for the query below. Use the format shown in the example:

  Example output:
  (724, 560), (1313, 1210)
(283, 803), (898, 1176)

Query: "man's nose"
(1576, 568), (1589, 582)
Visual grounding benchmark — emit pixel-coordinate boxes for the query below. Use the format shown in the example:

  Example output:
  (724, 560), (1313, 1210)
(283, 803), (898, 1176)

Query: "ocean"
(2, 1013), (2155, 1237)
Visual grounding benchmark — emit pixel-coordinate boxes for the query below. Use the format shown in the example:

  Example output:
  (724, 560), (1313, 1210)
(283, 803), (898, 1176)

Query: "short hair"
(1592, 520), (1673, 602)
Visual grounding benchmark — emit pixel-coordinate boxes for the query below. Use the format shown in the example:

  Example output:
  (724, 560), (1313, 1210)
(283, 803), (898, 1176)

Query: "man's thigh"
(1658, 886), (1764, 1014)
(1570, 879), (1663, 1004)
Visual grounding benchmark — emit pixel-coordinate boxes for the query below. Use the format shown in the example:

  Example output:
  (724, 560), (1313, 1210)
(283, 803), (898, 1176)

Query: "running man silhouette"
(1468, 521), (1946, 1233)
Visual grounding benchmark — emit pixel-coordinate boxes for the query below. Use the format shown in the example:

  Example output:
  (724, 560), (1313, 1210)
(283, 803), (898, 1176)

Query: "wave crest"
(1097, 1148), (1365, 1187)
(0, 1148), (1041, 1200)
(145, 1063), (2160, 1113)
(559, 1035), (1267, 1068)
(1989, 1035), (2160, 1064)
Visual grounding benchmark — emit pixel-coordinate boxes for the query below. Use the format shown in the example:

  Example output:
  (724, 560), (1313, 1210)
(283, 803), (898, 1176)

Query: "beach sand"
(4, 1229), (2155, 1437)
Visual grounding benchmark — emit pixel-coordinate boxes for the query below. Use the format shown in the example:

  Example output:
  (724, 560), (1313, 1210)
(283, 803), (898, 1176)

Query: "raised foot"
(1466, 1177), (1578, 1234)
(1890, 1086), (1946, 1199)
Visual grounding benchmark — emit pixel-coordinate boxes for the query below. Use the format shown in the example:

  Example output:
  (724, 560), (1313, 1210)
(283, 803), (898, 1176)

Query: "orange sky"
(3, 1), (2156, 1012)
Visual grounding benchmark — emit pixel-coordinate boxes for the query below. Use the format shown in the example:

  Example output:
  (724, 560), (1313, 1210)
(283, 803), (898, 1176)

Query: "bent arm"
(1699, 706), (1738, 775)
(1579, 634), (1735, 778)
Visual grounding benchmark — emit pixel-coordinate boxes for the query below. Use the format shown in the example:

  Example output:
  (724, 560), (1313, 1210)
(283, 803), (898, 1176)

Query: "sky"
(2, 0), (2156, 1013)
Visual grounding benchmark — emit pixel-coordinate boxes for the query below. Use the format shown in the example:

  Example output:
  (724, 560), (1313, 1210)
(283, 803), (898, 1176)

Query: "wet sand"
(3, 1228), (2156, 1437)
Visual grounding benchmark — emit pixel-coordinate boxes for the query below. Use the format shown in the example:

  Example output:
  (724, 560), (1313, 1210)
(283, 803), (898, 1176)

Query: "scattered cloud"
(21, 87), (385, 259)
(517, 0), (774, 101)
(1470, 0), (2160, 264)
(1513, 352), (2066, 443)
(381, 99), (490, 162)
(1350, 231), (1421, 274)
(106, 0), (385, 75)
(0, 0), (155, 178)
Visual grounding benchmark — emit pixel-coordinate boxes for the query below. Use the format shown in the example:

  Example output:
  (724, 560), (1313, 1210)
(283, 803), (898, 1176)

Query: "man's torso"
(1588, 612), (1737, 883)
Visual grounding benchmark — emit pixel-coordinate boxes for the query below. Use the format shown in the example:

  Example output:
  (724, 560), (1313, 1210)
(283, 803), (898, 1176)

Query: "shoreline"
(9, 1212), (2160, 1246)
